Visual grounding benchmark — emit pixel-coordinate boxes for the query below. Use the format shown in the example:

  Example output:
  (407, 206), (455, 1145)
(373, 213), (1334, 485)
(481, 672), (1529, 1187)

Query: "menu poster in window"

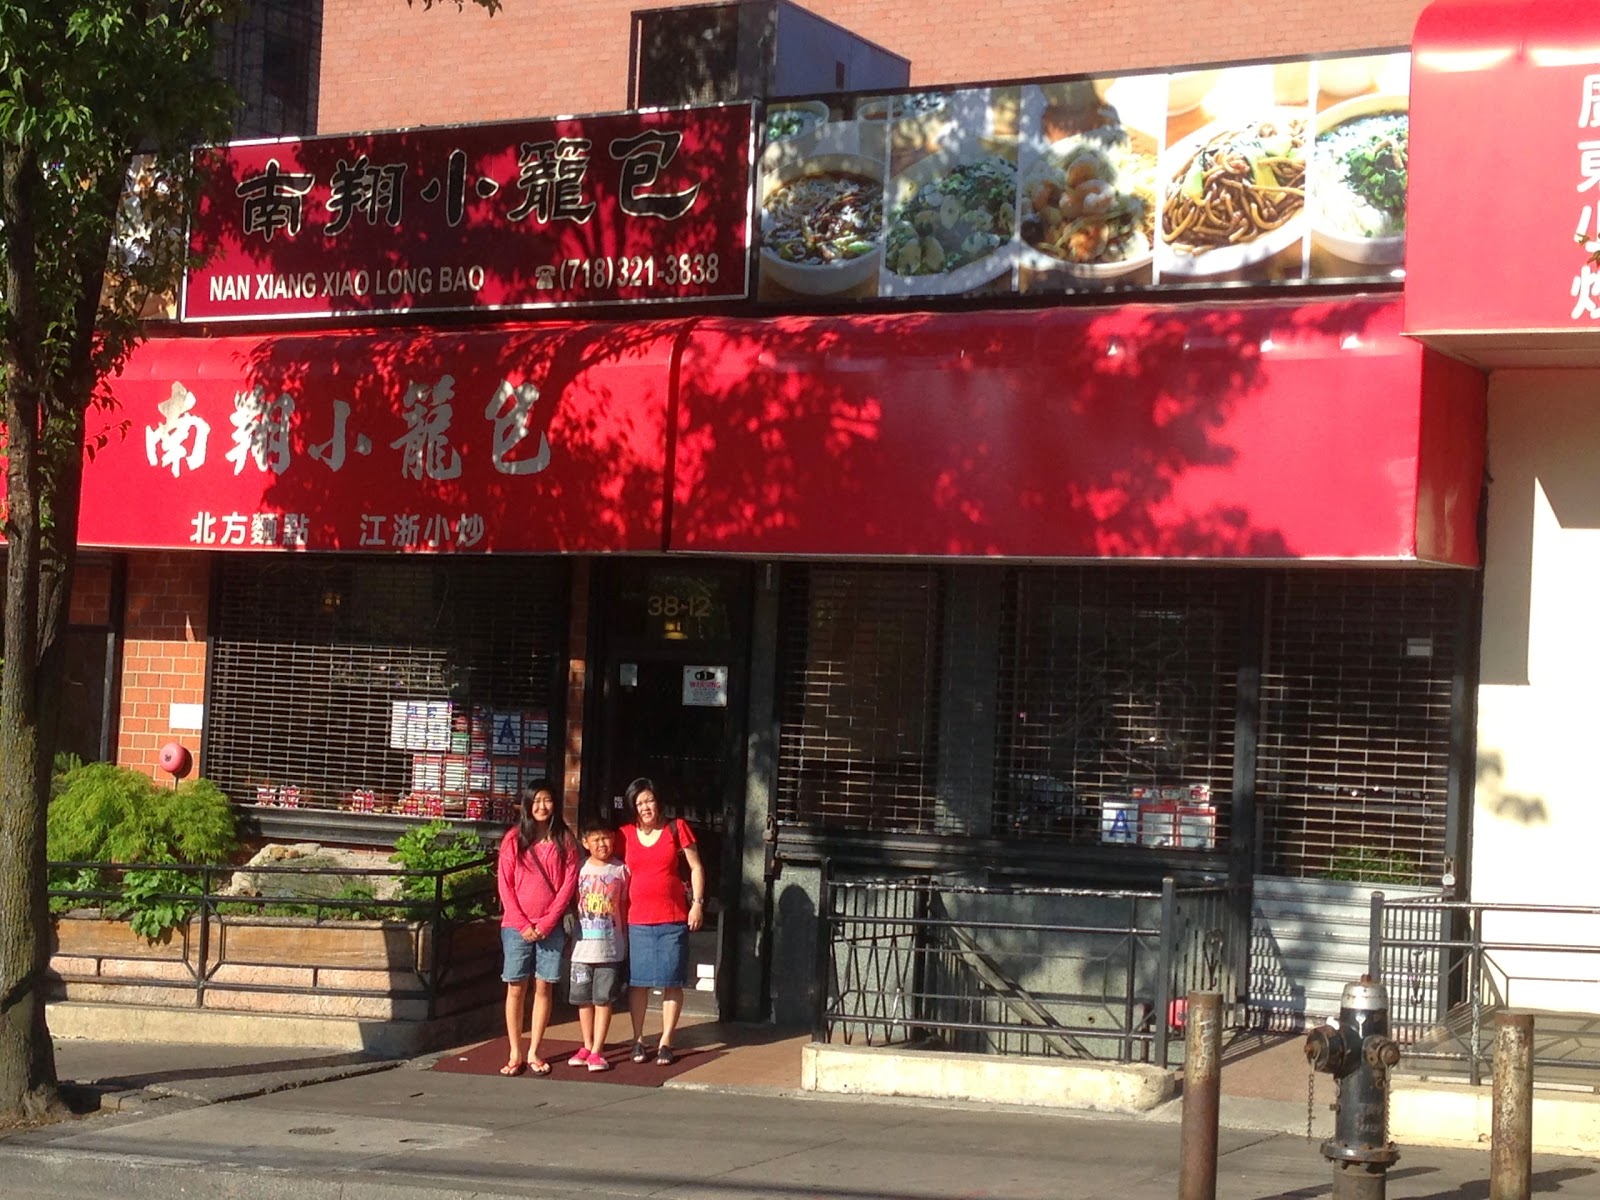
(754, 50), (1410, 301)
(389, 700), (452, 751)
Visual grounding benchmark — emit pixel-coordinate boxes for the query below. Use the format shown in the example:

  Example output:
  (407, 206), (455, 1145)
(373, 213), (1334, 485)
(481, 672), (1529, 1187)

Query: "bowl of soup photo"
(1308, 93), (1408, 265)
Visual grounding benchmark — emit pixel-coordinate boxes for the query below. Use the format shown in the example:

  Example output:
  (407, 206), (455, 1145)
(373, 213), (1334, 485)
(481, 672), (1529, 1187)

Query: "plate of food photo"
(1156, 109), (1308, 278)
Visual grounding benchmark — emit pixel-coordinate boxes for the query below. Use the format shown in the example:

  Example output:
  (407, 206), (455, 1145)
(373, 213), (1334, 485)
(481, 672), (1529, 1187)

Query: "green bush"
(47, 764), (239, 938)
(390, 820), (494, 919)
(1324, 847), (1422, 886)
(47, 764), (238, 866)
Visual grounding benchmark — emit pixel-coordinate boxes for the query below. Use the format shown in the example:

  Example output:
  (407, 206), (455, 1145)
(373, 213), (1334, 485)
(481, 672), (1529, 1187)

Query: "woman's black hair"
(624, 777), (657, 813)
(516, 778), (575, 854)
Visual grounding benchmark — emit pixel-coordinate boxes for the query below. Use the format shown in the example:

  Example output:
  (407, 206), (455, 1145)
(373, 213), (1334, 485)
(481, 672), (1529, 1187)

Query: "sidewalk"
(5, 1022), (1598, 1200)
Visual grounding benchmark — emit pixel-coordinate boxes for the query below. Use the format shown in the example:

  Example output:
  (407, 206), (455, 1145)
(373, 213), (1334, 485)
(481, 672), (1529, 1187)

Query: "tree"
(0, 1), (236, 1122)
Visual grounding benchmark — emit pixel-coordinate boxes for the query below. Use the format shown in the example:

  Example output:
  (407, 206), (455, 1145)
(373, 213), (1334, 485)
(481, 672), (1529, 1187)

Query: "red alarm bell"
(158, 741), (193, 779)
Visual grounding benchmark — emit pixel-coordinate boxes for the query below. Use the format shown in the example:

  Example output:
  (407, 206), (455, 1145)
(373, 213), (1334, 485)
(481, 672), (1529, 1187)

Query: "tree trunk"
(0, 128), (64, 1126)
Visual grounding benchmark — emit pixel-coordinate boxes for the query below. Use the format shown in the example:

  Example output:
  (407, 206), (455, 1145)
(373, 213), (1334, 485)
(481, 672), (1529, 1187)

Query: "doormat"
(431, 1036), (719, 1087)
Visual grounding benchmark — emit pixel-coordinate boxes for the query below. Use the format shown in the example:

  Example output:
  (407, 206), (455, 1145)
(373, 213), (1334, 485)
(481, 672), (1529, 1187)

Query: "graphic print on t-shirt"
(573, 861), (628, 963)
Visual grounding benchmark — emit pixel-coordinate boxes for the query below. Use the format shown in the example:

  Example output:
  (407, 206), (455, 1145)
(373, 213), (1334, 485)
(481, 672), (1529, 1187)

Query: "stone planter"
(49, 909), (501, 1025)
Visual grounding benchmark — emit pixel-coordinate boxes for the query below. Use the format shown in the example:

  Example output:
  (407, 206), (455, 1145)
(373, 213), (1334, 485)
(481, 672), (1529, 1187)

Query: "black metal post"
(811, 859), (833, 1044)
(1154, 877), (1176, 1068)
(195, 864), (211, 1009)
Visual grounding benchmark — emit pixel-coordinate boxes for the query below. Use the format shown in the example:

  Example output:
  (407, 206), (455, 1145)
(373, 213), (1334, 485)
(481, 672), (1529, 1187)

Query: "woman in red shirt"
(496, 779), (579, 1076)
(620, 776), (706, 1065)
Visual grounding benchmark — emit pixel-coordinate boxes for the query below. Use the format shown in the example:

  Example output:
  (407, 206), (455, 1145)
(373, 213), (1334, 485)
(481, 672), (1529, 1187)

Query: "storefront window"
(204, 555), (567, 826)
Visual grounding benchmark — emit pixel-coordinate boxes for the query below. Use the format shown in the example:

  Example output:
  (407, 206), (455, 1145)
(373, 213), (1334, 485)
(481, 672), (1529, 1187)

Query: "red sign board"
(183, 105), (753, 322)
(1407, 0), (1600, 348)
(76, 323), (682, 552)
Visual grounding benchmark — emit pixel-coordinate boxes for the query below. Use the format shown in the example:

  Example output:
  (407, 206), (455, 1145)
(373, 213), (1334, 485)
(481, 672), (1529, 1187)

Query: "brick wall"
(69, 560), (114, 627)
(318, 0), (1427, 133)
(117, 552), (211, 781)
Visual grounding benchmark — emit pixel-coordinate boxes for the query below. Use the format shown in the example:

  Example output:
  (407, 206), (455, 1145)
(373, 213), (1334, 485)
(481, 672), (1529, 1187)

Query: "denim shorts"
(568, 959), (628, 1008)
(501, 925), (567, 984)
(628, 922), (690, 989)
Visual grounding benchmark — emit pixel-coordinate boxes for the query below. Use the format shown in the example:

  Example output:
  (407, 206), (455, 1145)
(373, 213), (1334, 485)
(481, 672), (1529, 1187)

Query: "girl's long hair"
(516, 779), (575, 856)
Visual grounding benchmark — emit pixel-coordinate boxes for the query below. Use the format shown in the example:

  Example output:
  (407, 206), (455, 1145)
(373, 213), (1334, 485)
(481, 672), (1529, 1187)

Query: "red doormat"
(431, 1036), (718, 1087)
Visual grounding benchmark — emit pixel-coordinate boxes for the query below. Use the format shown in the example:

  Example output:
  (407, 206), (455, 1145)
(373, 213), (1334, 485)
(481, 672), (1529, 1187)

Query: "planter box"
(47, 910), (500, 1025)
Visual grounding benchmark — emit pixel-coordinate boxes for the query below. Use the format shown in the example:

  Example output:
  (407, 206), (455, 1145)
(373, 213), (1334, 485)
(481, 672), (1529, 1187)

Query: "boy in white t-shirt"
(566, 819), (630, 1071)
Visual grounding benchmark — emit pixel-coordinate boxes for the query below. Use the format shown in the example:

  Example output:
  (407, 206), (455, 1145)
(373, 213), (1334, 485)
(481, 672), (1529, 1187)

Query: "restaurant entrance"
(585, 560), (752, 1017)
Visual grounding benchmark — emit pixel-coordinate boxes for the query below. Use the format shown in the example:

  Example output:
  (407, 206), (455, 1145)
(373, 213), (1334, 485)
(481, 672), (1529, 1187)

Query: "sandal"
(630, 1040), (649, 1064)
(655, 1045), (676, 1066)
(529, 1059), (552, 1077)
(499, 1061), (528, 1077)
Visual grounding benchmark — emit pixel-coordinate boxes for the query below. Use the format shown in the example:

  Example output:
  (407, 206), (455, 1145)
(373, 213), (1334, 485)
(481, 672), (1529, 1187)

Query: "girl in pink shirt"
(496, 779), (579, 1076)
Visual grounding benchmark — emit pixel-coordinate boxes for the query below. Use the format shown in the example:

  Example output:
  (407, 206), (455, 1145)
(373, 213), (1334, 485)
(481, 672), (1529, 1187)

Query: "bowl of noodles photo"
(881, 150), (1019, 297)
(1308, 93), (1408, 265)
(1157, 110), (1308, 278)
(759, 153), (886, 296)
(1017, 130), (1157, 280)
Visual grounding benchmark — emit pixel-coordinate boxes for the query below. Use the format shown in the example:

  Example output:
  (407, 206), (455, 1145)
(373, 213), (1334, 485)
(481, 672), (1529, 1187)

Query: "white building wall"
(1476, 369), (1600, 1011)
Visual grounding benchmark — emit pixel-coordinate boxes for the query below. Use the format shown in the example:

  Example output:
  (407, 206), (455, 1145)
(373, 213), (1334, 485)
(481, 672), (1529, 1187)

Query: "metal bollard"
(1490, 1012), (1533, 1200)
(1305, 976), (1401, 1200)
(1179, 991), (1223, 1200)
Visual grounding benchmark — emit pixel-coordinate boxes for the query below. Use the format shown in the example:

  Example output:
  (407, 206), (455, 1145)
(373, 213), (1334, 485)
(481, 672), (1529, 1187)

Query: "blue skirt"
(628, 921), (690, 989)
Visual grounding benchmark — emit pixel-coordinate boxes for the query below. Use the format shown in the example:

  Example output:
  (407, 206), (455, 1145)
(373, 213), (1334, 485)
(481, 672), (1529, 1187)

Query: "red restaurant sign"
(182, 105), (753, 322)
(76, 324), (683, 552)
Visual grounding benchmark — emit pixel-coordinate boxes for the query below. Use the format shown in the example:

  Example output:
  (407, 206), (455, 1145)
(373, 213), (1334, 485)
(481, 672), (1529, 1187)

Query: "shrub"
(47, 764), (240, 938)
(390, 820), (494, 919)
(1324, 847), (1422, 886)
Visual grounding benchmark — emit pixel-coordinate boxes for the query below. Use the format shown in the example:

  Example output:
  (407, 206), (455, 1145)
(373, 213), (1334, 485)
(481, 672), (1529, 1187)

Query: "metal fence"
(1370, 892), (1600, 1085)
(815, 870), (1245, 1067)
(48, 856), (499, 1020)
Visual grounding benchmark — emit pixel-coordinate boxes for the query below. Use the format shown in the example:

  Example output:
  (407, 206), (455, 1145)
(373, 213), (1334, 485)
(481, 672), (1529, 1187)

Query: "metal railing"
(48, 856), (499, 1020)
(815, 868), (1245, 1068)
(1370, 892), (1600, 1085)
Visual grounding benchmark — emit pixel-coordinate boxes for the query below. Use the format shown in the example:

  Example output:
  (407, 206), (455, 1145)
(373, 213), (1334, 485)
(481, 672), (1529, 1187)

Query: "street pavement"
(0, 1033), (1597, 1200)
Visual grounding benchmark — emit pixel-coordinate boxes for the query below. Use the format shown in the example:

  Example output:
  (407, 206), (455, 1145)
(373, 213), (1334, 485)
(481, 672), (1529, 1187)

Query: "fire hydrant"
(1304, 975), (1402, 1200)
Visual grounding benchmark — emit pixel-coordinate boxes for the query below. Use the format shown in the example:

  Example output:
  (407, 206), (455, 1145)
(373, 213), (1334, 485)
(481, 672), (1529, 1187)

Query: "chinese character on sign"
(423, 514), (453, 547)
(190, 512), (217, 545)
(359, 514), (387, 546)
(283, 513), (310, 547)
(220, 513), (249, 546)
(146, 383), (211, 477)
(1580, 141), (1600, 193)
(608, 130), (701, 220)
(485, 379), (553, 475)
(391, 376), (463, 480)
(455, 513), (486, 548)
(507, 138), (598, 224)
(236, 159), (317, 241)
(308, 399), (373, 472)
(391, 513), (422, 548)
(417, 149), (498, 226)
(250, 513), (281, 546)
(325, 156), (407, 235)
(1582, 75), (1600, 128)
(225, 385), (295, 476)
(1572, 262), (1600, 319)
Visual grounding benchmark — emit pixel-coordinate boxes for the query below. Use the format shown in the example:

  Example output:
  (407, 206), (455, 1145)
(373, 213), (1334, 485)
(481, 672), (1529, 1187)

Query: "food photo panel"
(1305, 52), (1410, 281)
(1016, 75), (1165, 295)
(756, 97), (884, 301)
(877, 85), (1023, 299)
(1155, 63), (1310, 285)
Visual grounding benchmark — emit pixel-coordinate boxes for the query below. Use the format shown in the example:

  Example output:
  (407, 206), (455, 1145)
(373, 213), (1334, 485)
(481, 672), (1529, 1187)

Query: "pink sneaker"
(586, 1054), (613, 1072)
(566, 1048), (592, 1067)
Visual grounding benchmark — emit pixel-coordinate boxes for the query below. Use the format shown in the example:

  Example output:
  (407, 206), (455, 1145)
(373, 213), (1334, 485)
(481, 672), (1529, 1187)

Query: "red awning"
(76, 322), (684, 553)
(670, 297), (1485, 563)
(63, 296), (1482, 563)
(1407, 0), (1600, 365)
